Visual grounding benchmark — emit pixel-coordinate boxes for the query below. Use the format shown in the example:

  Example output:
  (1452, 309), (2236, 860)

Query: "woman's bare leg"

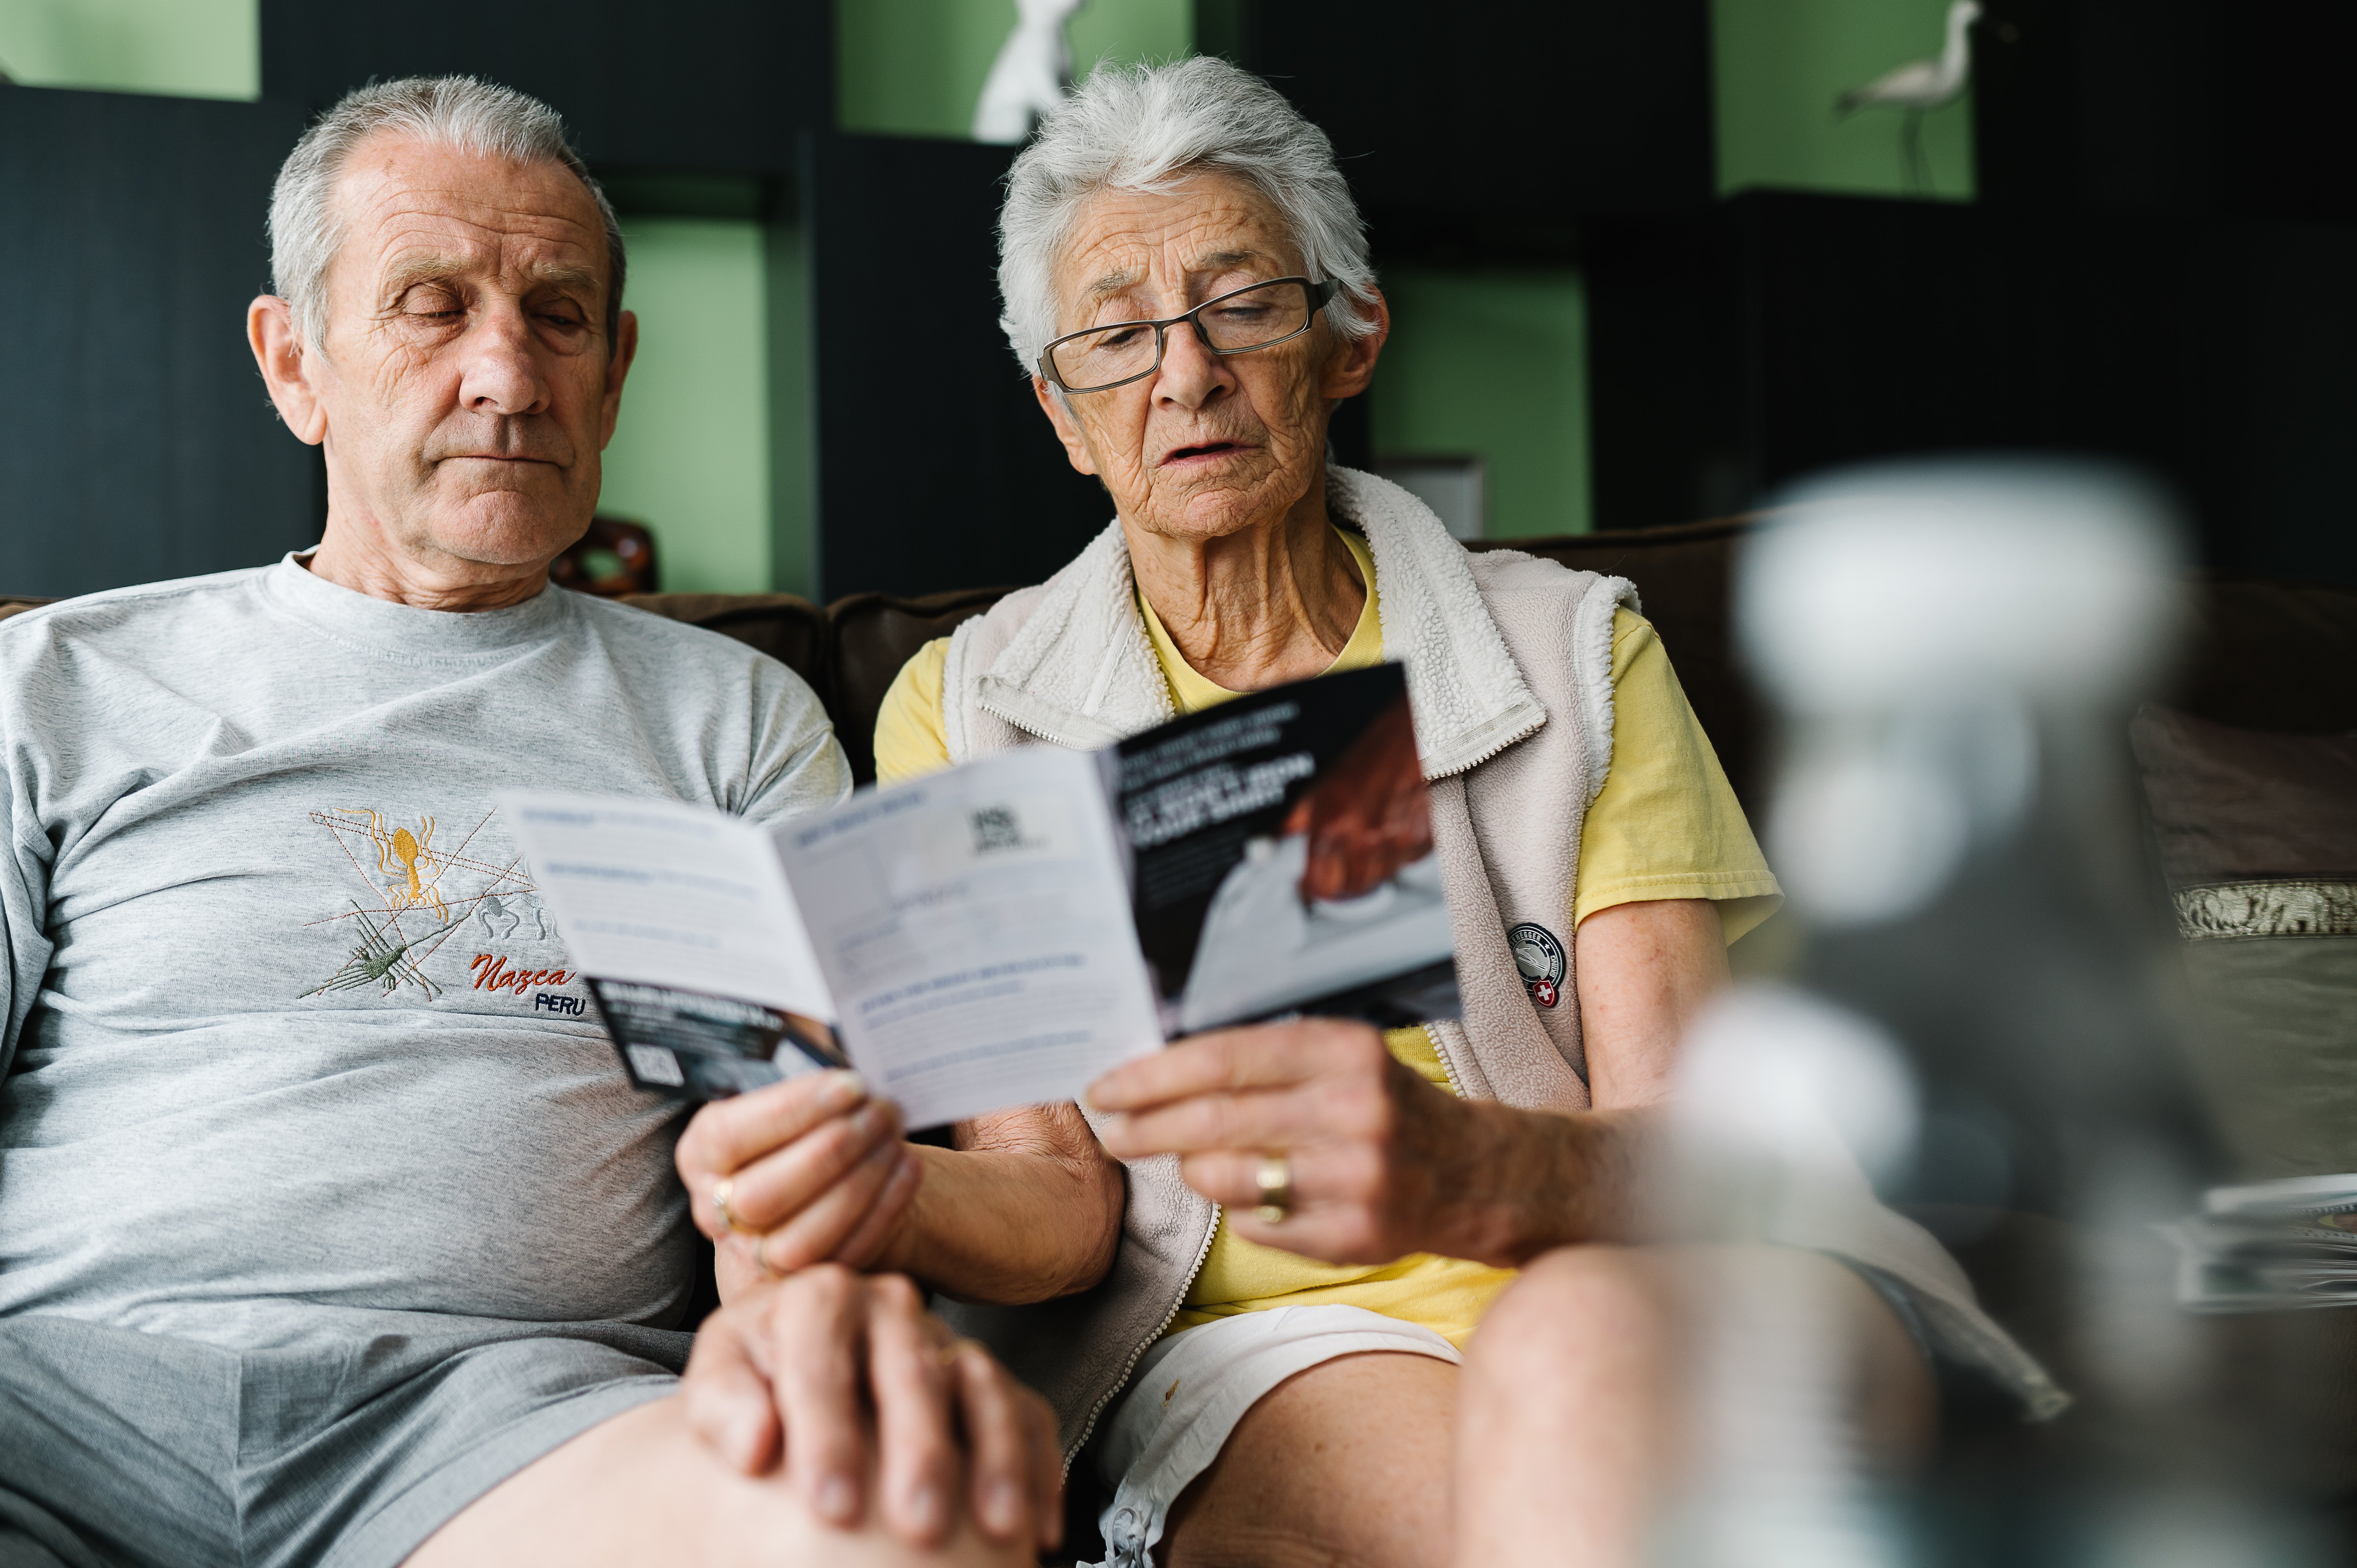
(1159, 1351), (1457, 1568)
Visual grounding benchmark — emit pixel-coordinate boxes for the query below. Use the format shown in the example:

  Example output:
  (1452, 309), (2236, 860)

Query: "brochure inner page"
(500, 792), (841, 1097)
(772, 745), (1163, 1129)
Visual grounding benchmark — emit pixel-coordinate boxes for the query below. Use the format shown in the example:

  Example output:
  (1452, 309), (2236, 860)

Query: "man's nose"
(456, 301), (553, 418)
(1152, 319), (1233, 410)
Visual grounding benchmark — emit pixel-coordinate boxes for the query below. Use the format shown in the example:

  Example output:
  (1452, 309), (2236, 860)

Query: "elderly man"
(0, 77), (1057, 1568)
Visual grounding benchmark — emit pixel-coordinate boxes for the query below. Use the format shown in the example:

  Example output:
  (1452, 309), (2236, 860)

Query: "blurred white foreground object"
(1670, 983), (1920, 1195)
(1657, 984), (1923, 1568)
(973, 0), (1087, 144)
(1739, 459), (2182, 925)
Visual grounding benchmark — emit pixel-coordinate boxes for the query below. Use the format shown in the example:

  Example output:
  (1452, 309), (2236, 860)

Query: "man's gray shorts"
(0, 1312), (691, 1568)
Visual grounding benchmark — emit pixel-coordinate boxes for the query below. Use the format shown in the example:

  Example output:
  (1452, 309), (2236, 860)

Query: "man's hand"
(1089, 1018), (1541, 1266)
(676, 1070), (922, 1296)
(1282, 693), (1432, 902)
(683, 1266), (1063, 1553)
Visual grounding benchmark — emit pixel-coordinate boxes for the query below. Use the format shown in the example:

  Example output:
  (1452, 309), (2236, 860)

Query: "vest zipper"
(989, 683), (1217, 1474)
(1062, 1201), (1223, 1474)
(1422, 1022), (1463, 1097)
(979, 704), (1094, 752)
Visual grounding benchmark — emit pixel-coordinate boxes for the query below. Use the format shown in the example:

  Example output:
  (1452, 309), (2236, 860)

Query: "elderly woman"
(676, 57), (2056, 1568)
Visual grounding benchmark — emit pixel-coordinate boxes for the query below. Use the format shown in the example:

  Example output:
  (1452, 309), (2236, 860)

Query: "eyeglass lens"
(1050, 280), (1312, 391)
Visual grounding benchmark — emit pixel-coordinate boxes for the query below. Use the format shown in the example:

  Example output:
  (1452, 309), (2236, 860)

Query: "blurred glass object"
(1740, 463), (2181, 926)
(1656, 459), (2339, 1564)
(1656, 985), (1924, 1568)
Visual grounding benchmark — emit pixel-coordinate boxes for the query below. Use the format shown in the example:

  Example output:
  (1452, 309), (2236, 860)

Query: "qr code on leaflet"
(969, 805), (1023, 853)
(626, 1044), (686, 1086)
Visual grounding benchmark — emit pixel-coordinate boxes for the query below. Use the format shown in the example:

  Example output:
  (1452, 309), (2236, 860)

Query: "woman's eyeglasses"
(1039, 277), (1338, 394)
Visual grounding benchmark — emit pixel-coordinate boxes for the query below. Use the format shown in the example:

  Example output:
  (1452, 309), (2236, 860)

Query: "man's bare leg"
(1451, 1245), (1936, 1568)
(412, 1269), (1060, 1568)
(407, 1393), (1032, 1568)
(1159, 1351), (1456, 1568)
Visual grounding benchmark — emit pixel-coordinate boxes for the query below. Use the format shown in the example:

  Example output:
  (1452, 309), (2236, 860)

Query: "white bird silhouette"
(972, 0), (1088, 145)
(1836, 0), (1982, 195)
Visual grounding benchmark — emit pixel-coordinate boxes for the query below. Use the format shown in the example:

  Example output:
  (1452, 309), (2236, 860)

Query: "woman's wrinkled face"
(1035, 173), (1385, 543)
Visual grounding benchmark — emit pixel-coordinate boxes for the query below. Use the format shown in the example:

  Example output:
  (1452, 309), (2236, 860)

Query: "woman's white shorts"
(1081, 1304), (1461, 1568)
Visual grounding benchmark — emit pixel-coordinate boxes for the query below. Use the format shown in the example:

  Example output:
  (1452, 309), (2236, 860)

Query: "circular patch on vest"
(1506, 921), (1565, 1009)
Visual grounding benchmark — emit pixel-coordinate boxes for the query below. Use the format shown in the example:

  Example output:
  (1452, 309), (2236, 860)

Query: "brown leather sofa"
(621, 516), (1767, 801)
(4, 526), (2346, 795)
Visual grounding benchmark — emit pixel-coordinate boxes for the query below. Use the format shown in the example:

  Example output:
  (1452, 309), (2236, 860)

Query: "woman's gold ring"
(1254, 1153), (1294, 1224)
(713, 1178), (743, 1236)
(752, 1231), (783, 1280)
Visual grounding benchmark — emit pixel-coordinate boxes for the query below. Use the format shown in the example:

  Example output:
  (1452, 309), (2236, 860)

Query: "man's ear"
(1032, 375), (1099, 477)
(1318, 285), (1390, 402)
(249, 295), (328, 446)
(600, 309), (640, 450)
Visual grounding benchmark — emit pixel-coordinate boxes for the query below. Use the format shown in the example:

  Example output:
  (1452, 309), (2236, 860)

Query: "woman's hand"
(675, 1070), (924, 1296)
(684, 1264), (1062, 1553)
(1088, 1018), (1538, 1266)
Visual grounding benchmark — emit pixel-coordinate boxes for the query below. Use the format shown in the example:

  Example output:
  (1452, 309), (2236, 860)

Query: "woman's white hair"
(268, 76), (625, 351)
(997, 55), (1379, 375)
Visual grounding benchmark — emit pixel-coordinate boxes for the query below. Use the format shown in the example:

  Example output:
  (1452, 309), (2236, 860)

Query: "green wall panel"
(0, 0), (257, 99)
(1712, 0), (1976, 201)
(1371, 268), (1592, 540)
(1068, 0), (1189, 83)
(599, 217), (773, 595)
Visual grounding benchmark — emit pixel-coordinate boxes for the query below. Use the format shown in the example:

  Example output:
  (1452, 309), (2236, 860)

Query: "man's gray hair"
(268, 76), (626, 351)
(997, 56), (1378, 375)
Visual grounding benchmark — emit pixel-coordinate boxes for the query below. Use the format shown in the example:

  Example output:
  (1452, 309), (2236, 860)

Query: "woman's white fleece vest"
(931, 468), (2065, 1462)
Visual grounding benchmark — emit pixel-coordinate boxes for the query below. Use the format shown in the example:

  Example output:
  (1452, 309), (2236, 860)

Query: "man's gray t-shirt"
(0, 557), (850, 1346)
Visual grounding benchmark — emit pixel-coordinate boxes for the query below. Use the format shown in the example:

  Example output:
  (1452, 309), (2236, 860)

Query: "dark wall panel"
(1214, 0), (1714, 254)
(1976, 0), (2357, 222)
(0, 87), (318, 599)
(260, 1), (830, 173)
(1587, 193), (2357, 585)
(2199, 219), (2357, 584)
(1730, 196), (2198, 487)
(808, 134), (1111, 600)
(1585, 215), (1745, 528)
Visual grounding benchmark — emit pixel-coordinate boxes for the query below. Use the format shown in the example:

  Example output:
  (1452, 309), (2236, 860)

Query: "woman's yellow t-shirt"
(869, 528), (1780, 1347)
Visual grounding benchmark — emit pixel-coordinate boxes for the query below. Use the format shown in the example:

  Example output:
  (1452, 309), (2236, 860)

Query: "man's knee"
(410, 1395), (1030, 1568)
